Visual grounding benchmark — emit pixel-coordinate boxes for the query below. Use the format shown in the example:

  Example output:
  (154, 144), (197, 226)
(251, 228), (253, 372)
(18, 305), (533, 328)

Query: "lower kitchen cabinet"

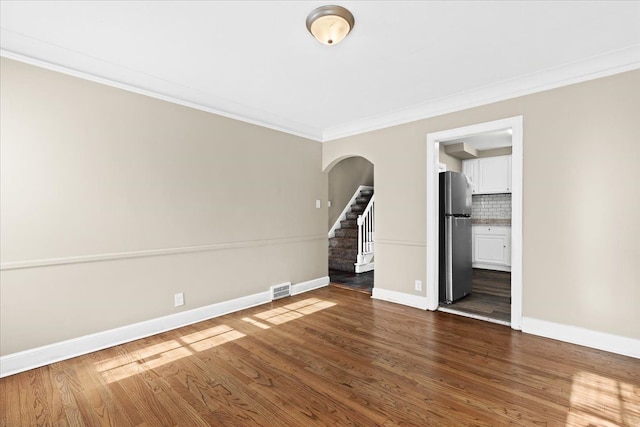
(472, 225), (511, 271)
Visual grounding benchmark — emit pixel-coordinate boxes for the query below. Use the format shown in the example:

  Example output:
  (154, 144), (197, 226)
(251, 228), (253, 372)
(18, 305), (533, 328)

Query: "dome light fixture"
(306, 5), (355, 46)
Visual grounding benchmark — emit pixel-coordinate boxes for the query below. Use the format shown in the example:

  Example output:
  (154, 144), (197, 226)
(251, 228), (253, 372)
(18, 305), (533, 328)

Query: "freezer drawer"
(439, 216), (472, 303)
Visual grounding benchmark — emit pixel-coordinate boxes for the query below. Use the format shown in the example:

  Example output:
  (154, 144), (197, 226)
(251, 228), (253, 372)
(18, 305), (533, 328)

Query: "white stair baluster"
(357, 214), (364, 264)
(356, 195), (375, 269)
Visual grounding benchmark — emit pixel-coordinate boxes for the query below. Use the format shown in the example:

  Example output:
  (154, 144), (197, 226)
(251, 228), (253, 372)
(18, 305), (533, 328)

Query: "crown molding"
(321, 45), (640, 142)
(0, 49), (325, 142)
(3, 44), (638, 145)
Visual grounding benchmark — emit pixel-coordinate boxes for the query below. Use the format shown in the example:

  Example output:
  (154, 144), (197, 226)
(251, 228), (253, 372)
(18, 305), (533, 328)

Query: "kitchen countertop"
(472, 219), (512, 226)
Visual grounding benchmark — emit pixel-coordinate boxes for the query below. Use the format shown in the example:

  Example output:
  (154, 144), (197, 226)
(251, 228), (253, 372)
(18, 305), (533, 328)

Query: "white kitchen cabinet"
(472, 225), (511, 271)
(462, 159), (478, 194)
(478, 155), (511, 194)
(462, 155), (511, 194)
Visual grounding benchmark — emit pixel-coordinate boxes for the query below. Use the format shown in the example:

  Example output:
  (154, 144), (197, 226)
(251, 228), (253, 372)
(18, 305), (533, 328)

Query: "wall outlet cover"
(174, 292), (184, 307)
(415, 280), (422, 291)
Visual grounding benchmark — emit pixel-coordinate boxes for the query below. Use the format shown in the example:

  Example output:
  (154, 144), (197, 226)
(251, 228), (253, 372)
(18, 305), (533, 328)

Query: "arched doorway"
(325, 156), (374, 294)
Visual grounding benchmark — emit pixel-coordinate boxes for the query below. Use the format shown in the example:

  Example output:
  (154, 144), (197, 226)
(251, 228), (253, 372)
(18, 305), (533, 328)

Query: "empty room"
(1, 2), (639, 426)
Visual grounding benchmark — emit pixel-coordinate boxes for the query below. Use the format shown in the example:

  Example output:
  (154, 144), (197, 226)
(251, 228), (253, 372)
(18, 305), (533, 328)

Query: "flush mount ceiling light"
(306, 5), (355, 46)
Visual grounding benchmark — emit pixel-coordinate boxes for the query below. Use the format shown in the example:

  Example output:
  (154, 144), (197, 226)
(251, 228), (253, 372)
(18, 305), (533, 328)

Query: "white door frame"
(426, 116), (523, 330)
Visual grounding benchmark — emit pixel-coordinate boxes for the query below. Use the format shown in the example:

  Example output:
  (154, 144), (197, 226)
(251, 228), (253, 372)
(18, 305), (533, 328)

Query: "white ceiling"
(1, 1), (639, 142)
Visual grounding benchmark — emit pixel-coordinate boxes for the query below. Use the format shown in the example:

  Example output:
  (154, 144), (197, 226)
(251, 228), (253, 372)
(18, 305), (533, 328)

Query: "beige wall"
(438, 144), (462, 171)
(0, 58), (328, 355)
(323, 70), (640, 340)
(2, 57), (638, 358)
(328, 156), (374, 229)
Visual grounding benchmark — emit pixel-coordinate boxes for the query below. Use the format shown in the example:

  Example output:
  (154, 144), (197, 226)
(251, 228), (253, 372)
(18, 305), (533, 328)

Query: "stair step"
(335, 229), (358, 238)
(329, 237), (357, 248)
(329, 258), (355, 273)
(350, 205), (365, 214)
(328, 188), (372, 274)
(340, 219), (357, 229)
(329, 247), (357, 259)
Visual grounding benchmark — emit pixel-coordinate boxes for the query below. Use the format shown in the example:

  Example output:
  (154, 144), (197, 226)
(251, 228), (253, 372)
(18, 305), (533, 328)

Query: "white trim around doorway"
(426, 116), (523, 330)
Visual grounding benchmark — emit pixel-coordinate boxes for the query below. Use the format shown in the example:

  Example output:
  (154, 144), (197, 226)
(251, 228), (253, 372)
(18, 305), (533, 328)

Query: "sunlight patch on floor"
(94, 297), (337, 383)
(241, 317), (270, 329)
(254, 307), (304, 325)
(292, 299), (337, 315)
(253, 298), (337, 325)
(180, 324), (235, 344)
(95, 339), (184, 372)
(565, 371), (639, 426)
(96, 325), (246, 383)
(99, 346), (193, 383)
(189, 330), (246, 352)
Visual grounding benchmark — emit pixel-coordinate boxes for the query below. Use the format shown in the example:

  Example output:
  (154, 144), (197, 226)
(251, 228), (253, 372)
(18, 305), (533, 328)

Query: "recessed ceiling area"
(440, 129), (513, 160)
(1, 1), (638, 142)
(442, 130), (513, 151)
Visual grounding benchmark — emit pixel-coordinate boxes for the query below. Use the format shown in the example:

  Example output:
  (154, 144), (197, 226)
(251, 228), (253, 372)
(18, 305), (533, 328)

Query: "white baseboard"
(355, 262), (374, 273)
(522, 317), (640, 359)
(291, 276), (329, 295)
(372, 288), (428, 310)
(0, 276), (329, 378)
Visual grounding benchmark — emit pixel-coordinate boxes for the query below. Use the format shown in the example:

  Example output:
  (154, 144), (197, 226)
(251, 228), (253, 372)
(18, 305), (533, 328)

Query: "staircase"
(329, 188), (374, 273)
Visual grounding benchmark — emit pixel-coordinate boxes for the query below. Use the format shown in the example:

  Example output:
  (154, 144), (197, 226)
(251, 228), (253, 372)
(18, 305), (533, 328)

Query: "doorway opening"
(426, 116), (523, 330)
(325, 156), (375, 294)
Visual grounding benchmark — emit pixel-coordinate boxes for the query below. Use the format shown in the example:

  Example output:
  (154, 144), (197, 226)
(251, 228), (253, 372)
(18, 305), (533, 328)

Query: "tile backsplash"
(472, 193), (512, 220)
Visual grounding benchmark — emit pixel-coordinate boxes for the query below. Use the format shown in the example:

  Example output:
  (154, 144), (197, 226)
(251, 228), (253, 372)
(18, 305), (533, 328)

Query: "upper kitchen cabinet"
(479, 155), (511, 194)
(462, 159), (478, 194)
(462, 155), (511, 194)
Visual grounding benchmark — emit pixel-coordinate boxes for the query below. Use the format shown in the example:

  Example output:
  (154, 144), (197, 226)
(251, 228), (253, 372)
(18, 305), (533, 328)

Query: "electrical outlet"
(316, 199), (321, 208)
(174, 292), (184, 307)
(328, 200), (332, 207)
(415, 280), (422, 291)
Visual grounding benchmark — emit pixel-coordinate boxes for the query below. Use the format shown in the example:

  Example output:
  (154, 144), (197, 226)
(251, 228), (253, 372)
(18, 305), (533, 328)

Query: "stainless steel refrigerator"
(439, 171), (472, 303)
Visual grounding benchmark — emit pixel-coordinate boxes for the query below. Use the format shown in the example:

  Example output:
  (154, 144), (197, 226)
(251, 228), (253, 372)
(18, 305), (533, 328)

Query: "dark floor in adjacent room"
(441, 269), (511, 323)
(329, 269), (373, 294)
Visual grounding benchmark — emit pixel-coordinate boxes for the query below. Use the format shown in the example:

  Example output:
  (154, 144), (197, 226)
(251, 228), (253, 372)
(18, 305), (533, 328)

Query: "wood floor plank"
(2, 286), (639, 426)
(163, 346), (300, 426)
(234, 328), (393, 425)
(445, 269), (512, 322)
(295, 306), (562, 425)
(0, 375), (23, 427)
(49, 363), (95, 426)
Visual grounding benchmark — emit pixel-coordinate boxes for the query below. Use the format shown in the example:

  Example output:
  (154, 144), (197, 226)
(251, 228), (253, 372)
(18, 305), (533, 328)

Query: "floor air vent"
(271, 282), (292, 300)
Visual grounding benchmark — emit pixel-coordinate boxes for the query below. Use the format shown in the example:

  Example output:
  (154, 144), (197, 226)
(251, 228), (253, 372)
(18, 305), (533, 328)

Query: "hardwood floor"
(2, 286), (639, 426)
(329, 269), (373, 294)
(443, 269), (511, 323)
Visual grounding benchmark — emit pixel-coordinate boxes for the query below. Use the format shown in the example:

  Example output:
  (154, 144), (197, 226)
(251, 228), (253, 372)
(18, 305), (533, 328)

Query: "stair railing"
(356, 195), (375, 264)
(329, 185), (373, 238)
